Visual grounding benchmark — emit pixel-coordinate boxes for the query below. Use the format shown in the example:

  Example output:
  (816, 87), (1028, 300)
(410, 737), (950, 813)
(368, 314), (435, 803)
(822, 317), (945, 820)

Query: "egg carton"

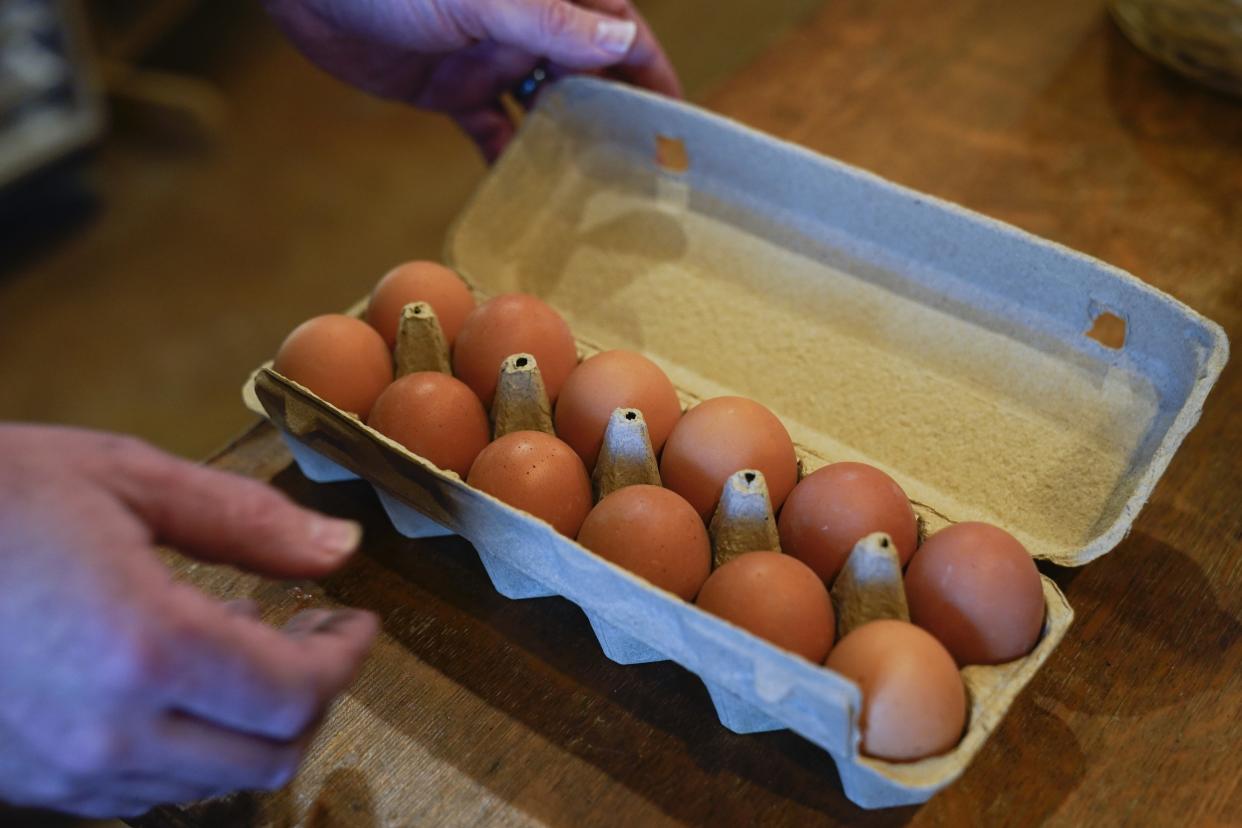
(242, 78), (1227, 808)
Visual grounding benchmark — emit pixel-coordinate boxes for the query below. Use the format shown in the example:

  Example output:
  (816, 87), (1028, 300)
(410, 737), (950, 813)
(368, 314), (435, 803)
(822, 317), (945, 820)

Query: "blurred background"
(0, 0), (823, 460)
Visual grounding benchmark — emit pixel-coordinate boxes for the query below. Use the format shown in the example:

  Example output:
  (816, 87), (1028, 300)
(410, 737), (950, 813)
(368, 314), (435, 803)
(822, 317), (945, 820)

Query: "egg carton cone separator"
(580, 407), (667, 663)
(709, 469), (782, 569)
(701, 468), (791, 731)
(395, 301), (451, 376)
(592, 407), (661, 502)
(491, 353), (555, 439)
(831, 532), (910, 639)
(474, 535), (559, 600)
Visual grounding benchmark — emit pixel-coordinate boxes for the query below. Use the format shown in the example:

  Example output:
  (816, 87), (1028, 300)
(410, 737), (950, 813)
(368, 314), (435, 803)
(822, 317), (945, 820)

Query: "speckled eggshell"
(452, 294), (579, 408)
(779, 462), (919, 584)
(905, 521), (1045, 665)
(695, 551), (835, 662)
(577, 485), (710, 600)
(367, 372), (490, 477)
(365, 261), (477, 349)
(659, 396), (798, 521)
(273, 314), (392, 419)
(825, 619), (966, 761)
(555, 350), (683, 471)
(466, 430), (592, 537)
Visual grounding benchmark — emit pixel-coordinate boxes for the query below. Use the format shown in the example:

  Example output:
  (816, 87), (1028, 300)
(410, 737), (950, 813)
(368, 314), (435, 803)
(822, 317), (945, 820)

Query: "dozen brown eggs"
(271, 260), (1048, 763)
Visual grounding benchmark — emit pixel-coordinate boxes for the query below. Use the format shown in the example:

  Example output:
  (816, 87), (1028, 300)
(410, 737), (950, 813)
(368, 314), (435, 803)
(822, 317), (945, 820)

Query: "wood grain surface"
(139, 0), (1242, 825)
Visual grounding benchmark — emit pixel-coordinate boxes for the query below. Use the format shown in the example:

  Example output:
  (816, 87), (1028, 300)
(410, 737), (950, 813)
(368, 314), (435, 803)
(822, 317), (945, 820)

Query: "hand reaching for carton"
(0, 425), (378, 818)
(262, 0), (682, 161)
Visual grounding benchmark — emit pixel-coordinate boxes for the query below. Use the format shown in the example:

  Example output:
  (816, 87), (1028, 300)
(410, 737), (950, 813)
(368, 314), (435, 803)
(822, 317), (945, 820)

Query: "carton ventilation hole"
(515, 357), (529, 368)
(655, 134), (689, 173)
(1086, 310), (1126, 349)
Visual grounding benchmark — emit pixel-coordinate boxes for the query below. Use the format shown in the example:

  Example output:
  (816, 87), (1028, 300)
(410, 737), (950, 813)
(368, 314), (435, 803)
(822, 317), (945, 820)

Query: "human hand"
(0, 425), (378, 818)
(263, 0), (682, 160)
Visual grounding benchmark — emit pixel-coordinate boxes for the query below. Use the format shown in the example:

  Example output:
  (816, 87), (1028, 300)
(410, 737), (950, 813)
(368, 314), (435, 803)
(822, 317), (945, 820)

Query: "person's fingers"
(98, 437), (362, 578)
(445, 0), (638, 70)
(454, 104), (519, 163)
(575, 0), (682, 97)
(283, 607), (335, 636)
(60, 796), (157, 820)
(99, 774), (217, 809)
(224, 598), (263, 619)
(414, 42), (538, 112)
(132, 711), (305, 794)
(160, 591), (378, 741)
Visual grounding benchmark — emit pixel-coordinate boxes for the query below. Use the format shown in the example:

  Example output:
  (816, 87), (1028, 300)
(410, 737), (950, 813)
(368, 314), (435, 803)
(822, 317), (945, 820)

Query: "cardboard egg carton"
(242, 78), (1227, 808)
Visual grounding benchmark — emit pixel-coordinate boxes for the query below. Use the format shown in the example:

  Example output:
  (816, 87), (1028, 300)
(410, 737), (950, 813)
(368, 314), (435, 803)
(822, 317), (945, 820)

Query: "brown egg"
(554, 350), (683, 471)
(778, 462), (918, 584)
(577, 485), (710, 600)
(364, 261), (477, 349)
(660, 397), (798, 521)
(452, 294), (579, 408)
(905, 522), (1045, 665)
(366, 372), (490, 477)
(695, 551), (835, 662)
(825, 619), (966, 761)
(466, 431), (592, 537)
(273, 314), (392, 418)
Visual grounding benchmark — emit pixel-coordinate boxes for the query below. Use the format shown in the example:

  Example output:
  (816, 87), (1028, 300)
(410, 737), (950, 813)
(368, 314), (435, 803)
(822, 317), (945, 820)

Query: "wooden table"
(142, 1), (1242, 825)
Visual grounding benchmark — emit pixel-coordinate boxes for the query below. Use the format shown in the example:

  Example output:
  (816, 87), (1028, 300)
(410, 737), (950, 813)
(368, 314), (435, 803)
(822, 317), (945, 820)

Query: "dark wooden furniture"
(143, 0), (1242, 824)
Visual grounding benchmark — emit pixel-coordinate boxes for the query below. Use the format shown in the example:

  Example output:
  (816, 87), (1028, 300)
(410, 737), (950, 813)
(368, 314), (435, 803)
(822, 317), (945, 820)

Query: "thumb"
(447, 0), (638, 69)
(104, 439), (361, 578)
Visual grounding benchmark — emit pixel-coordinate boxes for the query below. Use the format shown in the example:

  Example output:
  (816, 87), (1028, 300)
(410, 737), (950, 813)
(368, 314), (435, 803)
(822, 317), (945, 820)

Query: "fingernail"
(287, 608), (367, 637)
(595, 19), (637, 55)
(285, 608), (333, 636)
(309, 517), (362, 557)
(312, 609), (366, 634)
(225, 598), (262, 619)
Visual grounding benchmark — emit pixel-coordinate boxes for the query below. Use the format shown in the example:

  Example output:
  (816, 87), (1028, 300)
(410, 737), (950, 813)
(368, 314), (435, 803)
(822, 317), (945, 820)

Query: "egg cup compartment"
(374, 489), (455, 540)
(243, 77), (1225, 809)
(474, 538), (558, 600)
(278, 431), (358, 484)
(703, 680), (785, 734)
(585, 612), (665, 665)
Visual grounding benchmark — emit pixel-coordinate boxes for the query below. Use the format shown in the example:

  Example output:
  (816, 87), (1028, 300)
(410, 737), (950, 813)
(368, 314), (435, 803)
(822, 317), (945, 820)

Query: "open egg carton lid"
(242, 77), (1227, 809)
(446, 77), (1227, 569)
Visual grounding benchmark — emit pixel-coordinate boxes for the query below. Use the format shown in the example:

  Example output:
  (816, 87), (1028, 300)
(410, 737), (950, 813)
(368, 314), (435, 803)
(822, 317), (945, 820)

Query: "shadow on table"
(134, 786), (287, 828)
(305, 768), (377, 828)
(132, 767), (376, 828)
(936, 701), (1086, 827)
(1039, 528), (1240, 718)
